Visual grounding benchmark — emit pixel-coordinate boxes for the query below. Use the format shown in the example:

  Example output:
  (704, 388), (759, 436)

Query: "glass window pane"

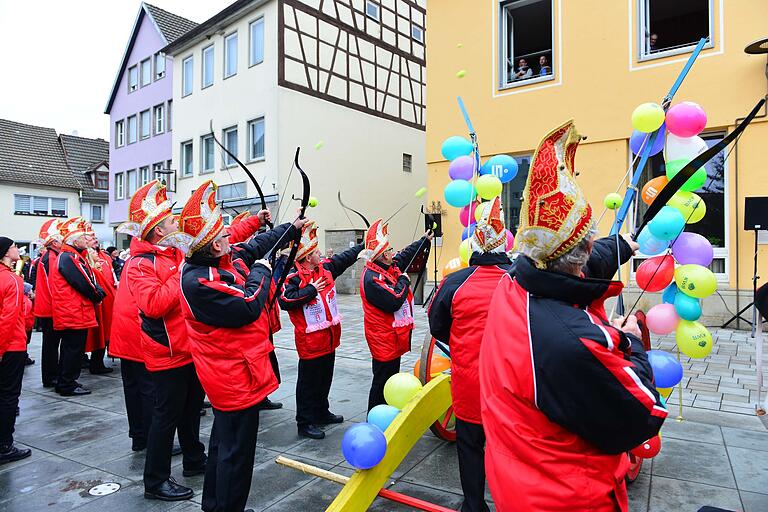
(224, 128), (238, 165)
(140, 111), (150, 139)
(249, 119), (264, 160)
(128, 66), (138, 91)
(127, 170), (138, 195)
(225, 33), (238, 77)
(202, 136), (214, 171)
(203, 46), (214, 87)
(14, 195), (30, 213)
(154, 105), (164, 134)
(155, 53), (166, 79)
(183, 57), (193, 96)
(140, 59), (151, 86)
(501, 155), (532, 234)
(51, 198), (66, 216)
(250, 19), (264, 65)
(127, 116), (137, 144)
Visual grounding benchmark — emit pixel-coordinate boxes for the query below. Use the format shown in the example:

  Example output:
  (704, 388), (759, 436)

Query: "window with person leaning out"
(509, 56), (551, 82)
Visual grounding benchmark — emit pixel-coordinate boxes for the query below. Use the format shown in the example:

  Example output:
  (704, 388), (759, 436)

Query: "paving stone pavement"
(2, 294), (768, 511)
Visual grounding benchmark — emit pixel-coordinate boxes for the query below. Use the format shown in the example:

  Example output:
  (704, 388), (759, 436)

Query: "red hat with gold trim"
(116, 179), (173, 241)
(514, 120), (593, 268)
(178, 180), (224, 255)
(360, 219), (390, 261)
(471, 197), (506, 253)
(37, 219), (62, 246)
(296, 221), (318, 261)
(229, 211), (251, 227)
(59, 217), (89, 244)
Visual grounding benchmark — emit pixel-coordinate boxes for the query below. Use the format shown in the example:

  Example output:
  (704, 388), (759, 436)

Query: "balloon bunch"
(440, 135), (517, 273)
(340, 373), (423, 470)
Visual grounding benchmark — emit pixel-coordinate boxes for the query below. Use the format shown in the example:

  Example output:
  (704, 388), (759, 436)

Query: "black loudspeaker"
(425, 212), (443, 238)
(744, 197), (768, 230)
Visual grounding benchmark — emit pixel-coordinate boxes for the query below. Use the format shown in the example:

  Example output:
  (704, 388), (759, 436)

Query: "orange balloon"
(442, 257), (467, 278)
(413, 353), (451, 378)
(641, 176), (669, 205)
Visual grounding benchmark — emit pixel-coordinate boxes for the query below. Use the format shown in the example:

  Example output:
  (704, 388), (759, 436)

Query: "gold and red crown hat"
(471, 196), (506, 253)
(229, 211), (251, 227)
(59, 217), (89, 244)
(296, 221), (319, 261)
(178, 180), (224, 255)
(360, 219), (390, 261)
(513, 120), (593, 268)
(116, 179), (173, 240)
(37, 219), (62, 246)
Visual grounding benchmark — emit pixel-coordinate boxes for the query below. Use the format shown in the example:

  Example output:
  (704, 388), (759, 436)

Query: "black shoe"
(315, 413), (344, 425)
(42, 381), (56, 388)
(298, 424), (325, 440)
(131, 440), (147, 452)
(182, 454), (207, 477)
(90, 367), (113, 375)
(259, 398), (283, 410)
(25, 357), (35, 366)
(144, 478), (193, 501)
(0, 445), (32, 465)
(57, 386), (91, 397)
(171, 445), (182, 457)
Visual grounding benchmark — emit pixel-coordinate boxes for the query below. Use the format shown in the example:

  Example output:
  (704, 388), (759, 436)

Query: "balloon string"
(595, 133), (650, 227)
(676, 346), (684, 422)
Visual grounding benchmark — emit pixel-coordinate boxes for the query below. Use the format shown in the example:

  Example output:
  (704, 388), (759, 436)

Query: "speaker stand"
(722, 229), (761, 330)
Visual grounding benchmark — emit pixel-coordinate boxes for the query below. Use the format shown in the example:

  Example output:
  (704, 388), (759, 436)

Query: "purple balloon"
(448, 155), (475, 181)
(630, 123), (666, 156)
(671, 232), (714, 267)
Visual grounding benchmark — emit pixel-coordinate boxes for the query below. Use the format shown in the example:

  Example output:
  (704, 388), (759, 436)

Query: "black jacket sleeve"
(29, 259), (38, 289)
(324, 243), (364, 279)
(427, 270), (470, 344)
(237, 223), (298, 266)
(58, 252), (105, 303)
(583, 236), (634, 280)
(363, 269), (410, 313)
(394, 237), (429, 273)
(278, 270), (318, 310)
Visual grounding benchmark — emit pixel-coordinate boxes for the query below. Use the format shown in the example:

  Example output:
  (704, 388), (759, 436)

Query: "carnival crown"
(359, 219), (390, 261)
(116, 179), (173, 241)
(297, 221), (319, 261)
(178, 180), (224, 255)
(59, 217), (89, 244)
(471, 196), (506, 254)
(37, 219), (62, 246)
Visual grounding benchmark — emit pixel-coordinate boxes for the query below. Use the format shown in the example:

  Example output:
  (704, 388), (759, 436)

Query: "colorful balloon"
(448, 155), (475, 181)
(647, 350), (684, 388)
(442, 257), (467, 277)
(367, 405), (400, 433)
(641, 176), (669, 206)
(413, 354), (451, 379)
(676, 320), (713, 358)
(665, 101), (707, 138)
(480, 154), (519, 183)
(665, 159), (707, 192)
(443, 179), (476, 208)
(441, 136), (473, 161)
(630, 435), (662, 458)
(475, 175), (503, 200)
(674, 292), (702, 321)
(630, 124), (666, 156)
(664, 133), (708, 163)
(459, 239), (470, 265)
(383, 373), (423, 409)
(646, 303), (680, 335)
(667, 191), (706, 224)
(603, 193), (623, 210)
(637, 226), (669, 256)
(648, 206), (685, 241)
(505, 229), (515, 251)
(635, 255), (675, 292)
(662, 283), (679, 304)
(631, 103), (665, 133)
(671, 232), (714, 267)
(657, 387), (674, 399)
(459, 202), (479, 227)
(474, 201), (487, 222)
(461, 223), (476, 241)
(341, 423), (387, 469)
(675, 264), (717, 299)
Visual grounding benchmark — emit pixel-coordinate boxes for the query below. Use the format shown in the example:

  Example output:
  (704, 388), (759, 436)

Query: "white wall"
(0, 183), (80, 243)
(82, 201), (113, 247)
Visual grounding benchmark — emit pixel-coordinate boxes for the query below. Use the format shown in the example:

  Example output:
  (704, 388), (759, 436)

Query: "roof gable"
(59, 134), (110, 203)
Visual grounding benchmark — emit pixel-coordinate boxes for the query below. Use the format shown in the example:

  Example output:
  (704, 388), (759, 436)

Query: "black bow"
(337, 191), (370, 228)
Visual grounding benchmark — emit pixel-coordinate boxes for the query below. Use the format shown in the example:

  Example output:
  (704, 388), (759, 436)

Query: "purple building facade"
(104, 3), (197, 248)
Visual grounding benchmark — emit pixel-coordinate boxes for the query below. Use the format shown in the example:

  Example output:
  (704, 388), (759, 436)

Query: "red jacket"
(50, 244), (104, 331)
(479, 253), (666, 512)
(125, 239), (190, 372)
(428, 252), (511, 424)
(24, 295), (34, 333)
(109, 239), (145, 362)
(180, 223), (295, 411)
(33, 248), (58, 318)
(86, 250), (117, 352)
(227, 215), (261, 243)
(0, 264), (27, 355)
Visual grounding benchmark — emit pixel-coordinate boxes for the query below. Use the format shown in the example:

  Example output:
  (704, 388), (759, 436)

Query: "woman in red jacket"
(279, 222), (363, 439)
(0, 237), (32, 465)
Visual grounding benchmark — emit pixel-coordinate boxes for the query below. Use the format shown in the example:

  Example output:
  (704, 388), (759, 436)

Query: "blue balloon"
(674, 292), (702, 321)
(367, 405), (400, 433)
(637, 226), (669, 256)
(648, 206), (686, 241)
(461, 223), (476, 240)
(647, 350), (684, 388)
(341, 423), (387, 470)
(662, 283), (679, 304)
(441, 136), (474, 161)
(443, 179), (476, 208)
(630, 124), (666, 156)
(480, 154), (519, 184)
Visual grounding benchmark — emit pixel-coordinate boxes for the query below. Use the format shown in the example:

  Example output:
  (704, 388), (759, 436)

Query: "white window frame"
(165, 159), (175, 191)
(411, 24), (424, 43)
(127, 65), (138, 92)
(216, 182), (247, 201)
(167, 100), (173, 131)
(91, 204), (104, 223)
(365, 0), (380, 21)
(202, 44), (215, 88)
(94, 171), (109, 190)
(224, 32), (238, 79)
(201, 134), (215, 174)
(182, 56), (194, 97)
(115, 120), (125, 148)
(499, 0), (556, 90)
(127, 115), (137, 144)
(154, 52), (166, 80)
(181, 141), (194, 177)
(140, 58), (152, 87)
(222, 126), (238, 168)
(249, 18), (265, 67)
(638, 0), (714, 62)
(126, 169), (138, 196)
(247, 117), (265, 161)
(139, 166), (151, 186)
(13, 195), (68, 217)
(139, 109), (151, 140)
(154, 104), (165, 135)
(115, 173), (124, 200)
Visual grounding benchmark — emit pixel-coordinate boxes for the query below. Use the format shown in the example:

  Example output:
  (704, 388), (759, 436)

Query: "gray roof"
(59, 134), (110, 203)
(0, 119), (81, 190)
(144, 3), (199, 45)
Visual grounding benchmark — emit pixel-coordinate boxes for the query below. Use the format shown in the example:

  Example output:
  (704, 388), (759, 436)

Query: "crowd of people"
(0, 119), (667, 512)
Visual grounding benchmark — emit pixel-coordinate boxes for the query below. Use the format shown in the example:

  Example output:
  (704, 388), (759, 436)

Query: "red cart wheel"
(418, 333), (457, 442)
(626, 453), (643, 483)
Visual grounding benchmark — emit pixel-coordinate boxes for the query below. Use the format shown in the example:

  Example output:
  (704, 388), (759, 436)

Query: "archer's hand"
(612, 315), (642, 339)
(293, 217), (310, 231)
(310, 278), (328, 292)
(425, 230), (434, 241)
(621, 233), (640, 255)
(257, 209), (272, 225)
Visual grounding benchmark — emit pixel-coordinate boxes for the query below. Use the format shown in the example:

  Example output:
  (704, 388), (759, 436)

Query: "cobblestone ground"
(1, 294), (767, 511)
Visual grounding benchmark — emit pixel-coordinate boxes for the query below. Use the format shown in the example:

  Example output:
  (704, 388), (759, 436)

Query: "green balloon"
(665, 159), (707, 192)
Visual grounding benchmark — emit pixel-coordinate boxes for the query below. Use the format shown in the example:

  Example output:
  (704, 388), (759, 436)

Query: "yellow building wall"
(425, 0), (768, 290)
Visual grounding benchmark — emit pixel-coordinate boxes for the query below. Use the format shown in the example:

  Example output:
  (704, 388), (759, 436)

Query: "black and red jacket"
(49, 244), (104, 331)
(0, 264), (26, 355)
(479, 238), (665, 511)
(33, 248), (59, 318)
(279, 243), (363, 360)
(180, 223), (296, 412)
(360, 237), (428, 362)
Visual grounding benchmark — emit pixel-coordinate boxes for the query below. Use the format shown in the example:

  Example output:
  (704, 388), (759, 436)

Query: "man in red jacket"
(360, 220), (431, 411)
(179, 181), (306, 512)
(480, 121), (665, 511)
(279, 222), (363, 439)
(50, 217), (105, 397)
(84, 223), (116, 375)
(428, 197), (512, 512)
(32, 219), (63, 388)
(0, 237), (32, 465)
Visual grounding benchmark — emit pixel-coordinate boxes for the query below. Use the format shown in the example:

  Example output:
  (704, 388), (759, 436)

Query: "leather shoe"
(171, 444), (182, 456)
(315, 413), (344, 425)
(298, 424), (325, 440)
(144, 478), (193, 501)
(0, 445), (32, 465)
(57, 386), (91, 396)
(258, 398), (283, 410)
(90, 367), (113, 375)
(131, 440), (147, 452)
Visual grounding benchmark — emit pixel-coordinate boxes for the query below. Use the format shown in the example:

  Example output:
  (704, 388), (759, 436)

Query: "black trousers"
(56, 329), (87, 393)
(202, 404), (260, 512)
(120, 359), (155, 445)
(295, 352), (335, 428)
(39, 318), (61, 386)
(143, 363), (206, 490)
(0, 351), (25, 448)
(90, 348), (107, 372)
(368, 357), (401, 411)
(268, 349), (281, 384)
(456, 419), (490, 512)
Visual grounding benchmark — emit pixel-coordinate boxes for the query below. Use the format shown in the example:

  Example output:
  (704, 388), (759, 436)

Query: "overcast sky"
(0, 0), (234, 140)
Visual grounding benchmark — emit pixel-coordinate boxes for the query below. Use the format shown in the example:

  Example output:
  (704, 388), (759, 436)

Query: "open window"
(501, 154), (532, 233)
(500, 0), (554, 89)
(639, 0), (712, 60)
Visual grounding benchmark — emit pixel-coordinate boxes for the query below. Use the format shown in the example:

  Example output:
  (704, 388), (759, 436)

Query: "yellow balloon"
(632, 102), (665, 133)
(667, 191), (706, 224)
(383, 372), (423, 409)
(474, 201), (487, 222)
(674, 264), (717, 299)
(475, 175), (502, 200)
(459, 239), (470, 264)
(657, 387), (673, 399)
(676, 320), (713, 358)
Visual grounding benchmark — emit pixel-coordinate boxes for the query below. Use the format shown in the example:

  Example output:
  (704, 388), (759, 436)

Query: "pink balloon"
(646, 303), (680, 335)
(459, 202), (479, 227)
(448, 155), (475, 181)
(505, 229), (514, 251)
(666, 102), (707, 137)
